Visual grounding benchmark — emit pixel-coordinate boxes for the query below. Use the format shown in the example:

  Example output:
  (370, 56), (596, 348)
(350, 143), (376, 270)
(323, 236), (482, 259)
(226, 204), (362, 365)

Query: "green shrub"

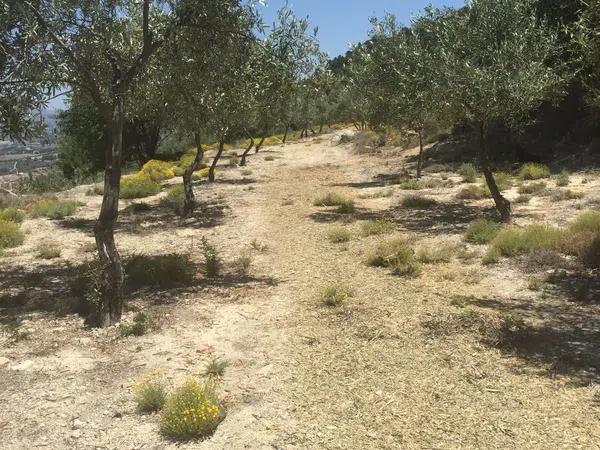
(29, 198), (79, 219)
(490, 225), (563, 257)
(231, 250), (252, 275)
(0, 208), (25, 223)
(517, 181), (547, 195)
(121, 312), (151, 337)
(361, 219), (395, 236)
(160, 379), (222, 441)
(458, 163), (478, 183)
(555, 170), (570, 187)
(366, 237), (421, 277)
(489, 172), (512, 192)
(552, 189), (584, 201)
(202, 238), (220, 277)
(456, 185), (487, 200)
(133, 371), (167, 413)
(161, 184), (185, 214)
(321, 284), (353, 306)
(336, 199), (355, 214)
(415, 243), (456, 264)
(328, 226), (352, 243)
(399, 179), (424, 190)
(0, 220), (25, 249)
(514, 194), (532, 204)
(518, 162), (550, 180)
(463, 219), (500, 244)
(314, 192), (348, 207)
(36, 242), (61, 259)
(16, 169), (78, 194)
(204, 357), (229, 378)
(401, 194), (437, 208)
(482, 246), (501, 265)
(125, 254), (195, 289)
(569, 211), (600, 234)
(120, 176), (161, 199)
(192, 168), (211, 181)
(140, 160), (175, 182)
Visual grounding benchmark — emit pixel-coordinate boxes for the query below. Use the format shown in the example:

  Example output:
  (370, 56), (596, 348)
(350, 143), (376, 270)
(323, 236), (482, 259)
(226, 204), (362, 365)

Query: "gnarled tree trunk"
(479, 123), (511, 222)
(182, 132), (205, 216)
(282, 125), (289, 144)
(416, 129), (424, 179)
(240, 137), (254, 165)
(208, 140), (225, 182)
(94, 97), (125, 327)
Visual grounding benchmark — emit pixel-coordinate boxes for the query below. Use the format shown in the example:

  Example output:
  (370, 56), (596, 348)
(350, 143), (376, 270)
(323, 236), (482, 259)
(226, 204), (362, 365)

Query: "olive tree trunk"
(478, 123), (511, 222)
(240, 137), (255, 165)
(416, 129), (424, 179)
(182, 132), (205, 216)
(208, 140), (225, 182)
(282, 125), (289, 143)
(93, 97), (125, 327)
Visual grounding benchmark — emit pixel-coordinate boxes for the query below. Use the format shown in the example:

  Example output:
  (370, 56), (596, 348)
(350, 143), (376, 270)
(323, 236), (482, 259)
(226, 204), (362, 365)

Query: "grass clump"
(358, 188), (394, 199)
(514, 194), (532, 204)
(366, 237), (421, 277)
(463, 219), (500, 245)
(120, 176), (161, 199)
(458, 163), (478, 183)
(361, 218), (395, 236)
(160, 379), (222, 441)
(401, 194), (437, 208)
(415, 243), (456, 264)
(0, 207), (25, 223)
(518, 181), (547, 195)
(327, 226), (352, 243)
(314, 192), (348, 207)
(161, 184), (185, 214)
(336, 199), (356, 214)
(489, 225), (563, 257)
(482, 246), (502, 265)
(518, 162), (550, 180)
(398, 179), (424, 190)
(133, 371), (167, 413)
(456, 185), (487, 200)
(240, 169), (252, 176)
(264, 155), (275, 161)
(552, 189), (584, 201)
(321, 284), (353, 306)
(569, 210), (600, 234)
(427, 163), (449, 173)
(555, 170), (570, 187)
(125, 254), (195, 289)
(488, 172), (512, 192)
(0, 220), (25, 249)
(29, 198), (78, 219)
(231, 250), (252, 276)
(204, 357), (229, 378)
(202, 238), (220, 277)
(36, 242), (61, 259)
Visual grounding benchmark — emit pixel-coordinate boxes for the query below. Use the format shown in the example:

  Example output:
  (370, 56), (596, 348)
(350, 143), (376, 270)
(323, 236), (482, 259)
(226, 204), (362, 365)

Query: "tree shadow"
(471, 294), (600, 386)
(544, 270), (600, 304)
(389, 201), (496, 235)
(330, 173), (400, 189)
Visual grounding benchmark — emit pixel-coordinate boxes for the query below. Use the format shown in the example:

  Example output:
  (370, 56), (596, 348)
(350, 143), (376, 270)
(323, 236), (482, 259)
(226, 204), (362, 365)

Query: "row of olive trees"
(0, 0), (326, 327)
(340, 0), (582, 222)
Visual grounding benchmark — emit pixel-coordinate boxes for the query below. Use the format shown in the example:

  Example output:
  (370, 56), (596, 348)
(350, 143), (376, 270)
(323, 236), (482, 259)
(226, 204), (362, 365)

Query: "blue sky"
(258, 0), (467, 58)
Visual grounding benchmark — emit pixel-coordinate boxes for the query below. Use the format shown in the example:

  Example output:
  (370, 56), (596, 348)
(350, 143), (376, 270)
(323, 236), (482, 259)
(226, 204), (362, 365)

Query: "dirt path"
(1, 132), (600, 449)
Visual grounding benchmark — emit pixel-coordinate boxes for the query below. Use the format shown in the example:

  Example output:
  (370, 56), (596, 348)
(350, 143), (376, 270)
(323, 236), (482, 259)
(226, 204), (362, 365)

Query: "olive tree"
(432, 0), (569, 221)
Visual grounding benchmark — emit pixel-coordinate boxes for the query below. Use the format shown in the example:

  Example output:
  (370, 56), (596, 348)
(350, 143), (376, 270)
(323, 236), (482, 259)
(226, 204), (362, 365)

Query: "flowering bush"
(140, 160), (175, 182)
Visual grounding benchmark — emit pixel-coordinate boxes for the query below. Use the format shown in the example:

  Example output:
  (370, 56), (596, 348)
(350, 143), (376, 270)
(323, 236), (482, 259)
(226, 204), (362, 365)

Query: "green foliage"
(463, 219), (500, 244)
(0, 208), (25, 223)
(456, 185), (487, 200)
(399, 180), (424, 190)
(568, 210), (600, 234)
(120, 176), (161, 199)
(161, 184), (185, 214)
(518, 163), (551, 180)
(192, 168), (211, 181)
(366, 237), (421, 276)
(458, 163), (478, 183)
(201, 238), (220, 277)
(490, 225), (563, 257)
(36, 242), (61, 259)
(133, 371), (167, 413)
(125, 254), (195, 289)
(29, 198), (78, 219)
(0, 220), (25, 249)
(327, 226), (352, 243)
(140, 160), (176, 183)
(518, 181), (547, 195)
(555, 170), (570, 186)
(160, 379), (222, 441)
(489, 172), (513, 192)
(204, 358), (229, 378)
(482, 246), (501, 265)
(361, 219), (395, 236)
(121, 312), (151, 337)
(401, 194), (437, 208)
(321, 284), (353, 306)
(16, 169), (77, 194)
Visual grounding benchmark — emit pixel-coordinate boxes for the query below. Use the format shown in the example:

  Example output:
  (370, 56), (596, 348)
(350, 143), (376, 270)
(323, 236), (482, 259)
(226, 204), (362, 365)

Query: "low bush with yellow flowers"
(159, 378), (223, 441)
(120, 175), (161, 199)
(139, 160), (176, 183)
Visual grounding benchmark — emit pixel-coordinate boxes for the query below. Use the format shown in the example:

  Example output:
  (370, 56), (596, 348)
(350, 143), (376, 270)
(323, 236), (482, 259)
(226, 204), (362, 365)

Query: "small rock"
(71, 430), (82, 439)
(11, 360), (34, 371)
(72, 419), (84, 429)
(0, 357), (10, 366)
